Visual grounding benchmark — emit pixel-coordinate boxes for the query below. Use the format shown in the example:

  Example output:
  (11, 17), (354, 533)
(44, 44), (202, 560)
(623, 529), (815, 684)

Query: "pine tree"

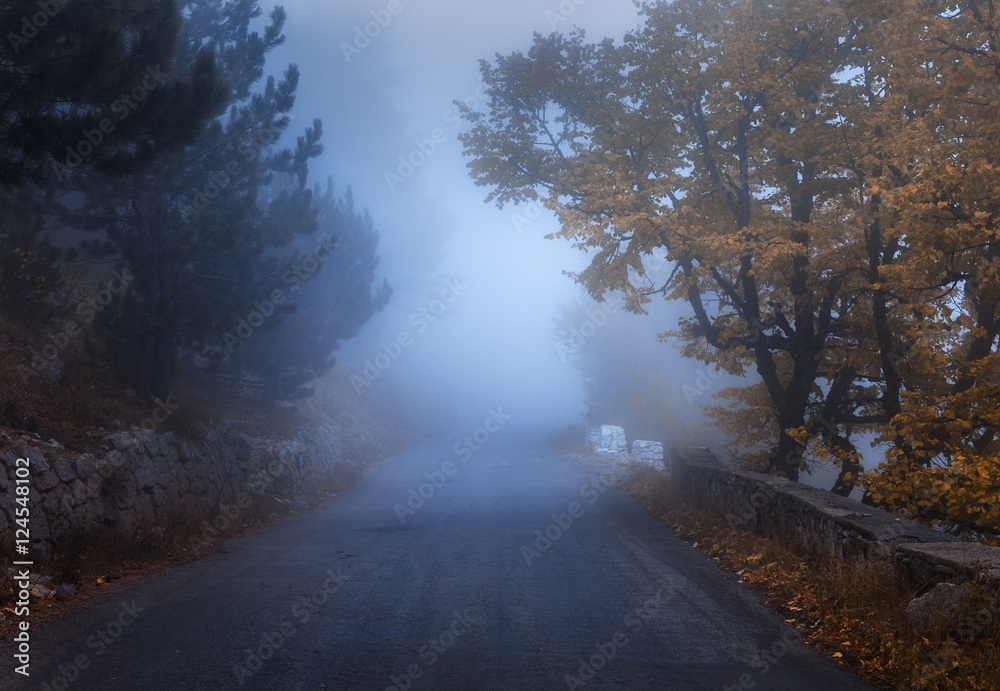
(69, 1), (322, 399)
(0, 0), (222, 189)
(231, 182), (392, 408)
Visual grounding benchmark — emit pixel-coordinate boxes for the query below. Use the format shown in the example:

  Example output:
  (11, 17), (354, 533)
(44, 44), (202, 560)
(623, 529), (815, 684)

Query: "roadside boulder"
(30, 583), (55, 598)
(906, 582), (971, 630)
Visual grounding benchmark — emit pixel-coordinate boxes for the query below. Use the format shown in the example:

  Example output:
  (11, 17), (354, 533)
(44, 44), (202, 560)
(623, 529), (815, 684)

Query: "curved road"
(2, 429), (876, 690)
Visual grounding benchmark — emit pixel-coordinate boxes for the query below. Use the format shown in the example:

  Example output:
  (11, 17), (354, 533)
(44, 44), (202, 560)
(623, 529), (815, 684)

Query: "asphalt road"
(2, 430), (878, 690)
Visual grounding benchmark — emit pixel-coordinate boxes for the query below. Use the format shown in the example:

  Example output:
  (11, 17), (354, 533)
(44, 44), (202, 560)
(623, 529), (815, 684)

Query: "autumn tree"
(459, 0), (886, 493)
(461, 0), (1000, 534)
(849, 0), (1000, 538)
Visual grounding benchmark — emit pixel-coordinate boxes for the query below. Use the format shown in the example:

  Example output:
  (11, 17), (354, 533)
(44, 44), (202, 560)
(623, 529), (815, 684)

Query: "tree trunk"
(772, 427), (803, 481)
(830, 434), (861, 497)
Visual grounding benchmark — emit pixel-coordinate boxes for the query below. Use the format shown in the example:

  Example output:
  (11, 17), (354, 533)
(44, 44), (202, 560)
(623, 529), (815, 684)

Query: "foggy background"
(272, 0), (640, 430)
(266, 0), (869, 488)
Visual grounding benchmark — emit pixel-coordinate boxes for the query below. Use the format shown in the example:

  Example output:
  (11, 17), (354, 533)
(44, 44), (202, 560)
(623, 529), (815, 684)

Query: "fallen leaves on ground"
(625, 468), (1000, 691)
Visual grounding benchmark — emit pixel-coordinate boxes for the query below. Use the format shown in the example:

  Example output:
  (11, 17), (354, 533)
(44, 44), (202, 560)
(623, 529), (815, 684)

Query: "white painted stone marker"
(631, 440), (664, 466)
(598, 425), (626, 453)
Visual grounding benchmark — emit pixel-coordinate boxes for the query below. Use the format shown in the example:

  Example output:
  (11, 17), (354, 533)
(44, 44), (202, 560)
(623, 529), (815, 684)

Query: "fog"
(268, 0), (646, 433)
(5, 5), (996, 688)
(254, 0), (877, 488)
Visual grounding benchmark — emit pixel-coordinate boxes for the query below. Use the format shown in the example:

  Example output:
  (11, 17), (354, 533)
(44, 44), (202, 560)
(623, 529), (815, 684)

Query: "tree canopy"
(460, 0), (1000, 537)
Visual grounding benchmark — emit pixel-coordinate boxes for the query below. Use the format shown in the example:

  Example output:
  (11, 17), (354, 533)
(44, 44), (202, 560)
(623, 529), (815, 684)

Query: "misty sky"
(269, 1), (645, 429)
(263, 1), (872, 491)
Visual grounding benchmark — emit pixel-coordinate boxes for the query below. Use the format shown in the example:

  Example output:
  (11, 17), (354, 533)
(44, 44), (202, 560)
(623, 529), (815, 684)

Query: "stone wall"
(1, 424), (353, 557)
(670, 447), (1000, 592)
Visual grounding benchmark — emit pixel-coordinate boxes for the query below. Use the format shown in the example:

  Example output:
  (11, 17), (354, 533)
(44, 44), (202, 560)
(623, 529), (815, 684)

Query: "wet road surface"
(1, 430), (877, 690)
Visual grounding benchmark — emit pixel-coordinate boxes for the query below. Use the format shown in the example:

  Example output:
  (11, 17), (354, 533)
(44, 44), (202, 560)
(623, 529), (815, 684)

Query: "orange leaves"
(463, 0), (1000, 532)
(862, 440), (1000, 542)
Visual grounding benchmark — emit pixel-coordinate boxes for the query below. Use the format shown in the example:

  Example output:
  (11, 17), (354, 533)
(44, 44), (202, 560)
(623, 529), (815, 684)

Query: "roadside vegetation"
(0, 0), (403, 640)
(627, 466), (1000, 691)
(1, 0), (391, 443)
(0, 450), (368, 638)
(0, 367), (404, 637)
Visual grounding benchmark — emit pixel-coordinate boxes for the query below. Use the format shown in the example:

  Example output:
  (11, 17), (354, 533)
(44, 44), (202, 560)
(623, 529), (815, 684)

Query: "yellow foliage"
(460, 0), (1000, 532)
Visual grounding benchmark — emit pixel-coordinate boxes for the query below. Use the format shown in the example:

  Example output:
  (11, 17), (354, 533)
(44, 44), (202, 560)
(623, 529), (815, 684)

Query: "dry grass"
(0, 322), (151, 451)
(0, 311), (331, 450)
(626, 466), (1000, 691)
(166, 374), (310, 438)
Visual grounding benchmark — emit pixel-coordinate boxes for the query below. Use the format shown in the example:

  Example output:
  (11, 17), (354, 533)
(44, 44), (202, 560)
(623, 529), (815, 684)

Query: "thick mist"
(264, 1), (891, 487)
(269, 0), (651, 434)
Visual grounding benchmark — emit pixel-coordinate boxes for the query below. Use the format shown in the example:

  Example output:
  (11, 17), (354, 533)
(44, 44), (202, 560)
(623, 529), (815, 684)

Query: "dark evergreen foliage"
(0, 0), (222, 189)
(231, 181), (392, 407)
(70, 1), (321, 398)
(0, 1), (391, 412)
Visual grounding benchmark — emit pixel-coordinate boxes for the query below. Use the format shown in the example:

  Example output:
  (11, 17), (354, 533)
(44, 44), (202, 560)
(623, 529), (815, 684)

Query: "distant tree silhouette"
(231, 182), (392, 408)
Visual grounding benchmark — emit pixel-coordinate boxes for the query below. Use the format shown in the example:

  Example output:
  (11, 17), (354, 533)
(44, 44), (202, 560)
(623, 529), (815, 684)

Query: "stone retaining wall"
(1, 424), (352, 557)
(670, 447), (1000, 592)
